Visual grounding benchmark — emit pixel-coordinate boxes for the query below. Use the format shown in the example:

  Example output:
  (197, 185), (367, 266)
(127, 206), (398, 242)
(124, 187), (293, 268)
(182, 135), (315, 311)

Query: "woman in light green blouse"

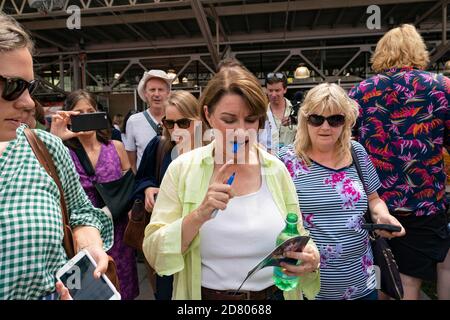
(143, 66), (320, 300)
(0, 13), (113, 300)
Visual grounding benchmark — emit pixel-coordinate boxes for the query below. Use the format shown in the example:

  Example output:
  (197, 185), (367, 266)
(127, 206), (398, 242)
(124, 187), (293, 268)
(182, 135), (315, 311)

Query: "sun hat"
(137, 69), (172, 102)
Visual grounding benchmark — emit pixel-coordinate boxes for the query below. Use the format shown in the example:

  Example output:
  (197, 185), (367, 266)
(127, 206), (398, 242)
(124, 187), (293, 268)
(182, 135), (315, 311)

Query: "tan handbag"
(24, 128), (120, 291)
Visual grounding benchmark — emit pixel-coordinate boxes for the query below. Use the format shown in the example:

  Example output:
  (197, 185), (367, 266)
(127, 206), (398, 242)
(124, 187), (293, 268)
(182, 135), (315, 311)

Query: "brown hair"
(0, 13), (34, 53)
(199, 67), (268, 130)
(63, 89), (111, 148)
(371, 24), (429, 72)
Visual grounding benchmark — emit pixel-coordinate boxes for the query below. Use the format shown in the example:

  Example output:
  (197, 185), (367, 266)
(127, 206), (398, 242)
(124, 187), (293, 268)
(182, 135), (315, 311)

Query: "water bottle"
(273, 212), (300, 291)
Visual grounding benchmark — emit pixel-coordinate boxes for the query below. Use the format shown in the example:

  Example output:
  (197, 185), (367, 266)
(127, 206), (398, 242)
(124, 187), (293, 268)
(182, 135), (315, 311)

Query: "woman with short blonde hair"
(371, 24), (429, 72)
(349, 24), (450, 300)
(294, 83), (359, 166)
(278, 83), (405, 300)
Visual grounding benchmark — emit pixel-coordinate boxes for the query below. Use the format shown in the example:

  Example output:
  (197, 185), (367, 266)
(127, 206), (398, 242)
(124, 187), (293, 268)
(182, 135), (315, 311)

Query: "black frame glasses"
(0, 75), (39, 101)
(307, 114), (346, 127)
(161, 117), (192, 129)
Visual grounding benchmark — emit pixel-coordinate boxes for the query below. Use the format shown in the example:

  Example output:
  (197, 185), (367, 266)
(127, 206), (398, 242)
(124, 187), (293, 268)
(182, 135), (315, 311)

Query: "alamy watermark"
(66, 5), (81, 30)
(63, 265), (82, 290)
(366, 5), (381, 30)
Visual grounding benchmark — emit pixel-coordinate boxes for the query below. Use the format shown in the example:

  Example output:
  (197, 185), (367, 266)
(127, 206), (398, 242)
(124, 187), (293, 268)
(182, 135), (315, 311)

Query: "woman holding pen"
(142, 66), (320, 300)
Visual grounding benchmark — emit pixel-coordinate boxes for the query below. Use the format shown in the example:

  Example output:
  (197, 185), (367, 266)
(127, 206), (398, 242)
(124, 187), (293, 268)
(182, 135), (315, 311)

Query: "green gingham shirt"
(0, 125), (113, 299)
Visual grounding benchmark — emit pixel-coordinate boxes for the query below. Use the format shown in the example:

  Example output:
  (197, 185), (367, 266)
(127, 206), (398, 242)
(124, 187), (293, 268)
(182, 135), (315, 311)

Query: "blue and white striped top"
(277, 141), (380, 300)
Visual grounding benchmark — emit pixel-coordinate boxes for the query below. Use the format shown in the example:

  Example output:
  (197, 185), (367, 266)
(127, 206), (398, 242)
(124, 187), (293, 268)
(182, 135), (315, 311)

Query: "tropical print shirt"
(349, 67), (450, 217)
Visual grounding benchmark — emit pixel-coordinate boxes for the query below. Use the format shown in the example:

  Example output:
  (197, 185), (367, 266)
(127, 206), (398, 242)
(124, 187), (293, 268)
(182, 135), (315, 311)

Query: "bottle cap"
(286, 212), (298, 224)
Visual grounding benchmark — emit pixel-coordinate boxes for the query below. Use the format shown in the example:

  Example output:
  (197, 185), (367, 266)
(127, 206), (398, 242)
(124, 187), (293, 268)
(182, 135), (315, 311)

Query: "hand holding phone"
(70, 112), (110, 132)
(362, 223), (402, 233)
(56, 249), (121, 300)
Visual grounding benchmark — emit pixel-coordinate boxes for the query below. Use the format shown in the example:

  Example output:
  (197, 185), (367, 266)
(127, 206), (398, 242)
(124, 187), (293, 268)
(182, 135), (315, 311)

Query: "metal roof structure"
(4, 0), (450, 93)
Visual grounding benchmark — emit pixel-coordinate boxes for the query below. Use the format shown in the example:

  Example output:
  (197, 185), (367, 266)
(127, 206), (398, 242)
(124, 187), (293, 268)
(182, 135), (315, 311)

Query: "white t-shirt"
(200, 174), (285, 291)
(123, 109), (158, 168)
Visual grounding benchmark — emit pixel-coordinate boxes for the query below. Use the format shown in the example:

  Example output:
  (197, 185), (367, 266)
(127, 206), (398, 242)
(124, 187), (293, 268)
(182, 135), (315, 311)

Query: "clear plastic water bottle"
(273, 212), (300, 291)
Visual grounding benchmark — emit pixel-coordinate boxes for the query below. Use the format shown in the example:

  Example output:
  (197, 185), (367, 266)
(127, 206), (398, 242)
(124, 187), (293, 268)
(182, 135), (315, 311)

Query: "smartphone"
(361, 223), (402, 233)
(56, 249), (121, 300)
(70, 112), (110, 132)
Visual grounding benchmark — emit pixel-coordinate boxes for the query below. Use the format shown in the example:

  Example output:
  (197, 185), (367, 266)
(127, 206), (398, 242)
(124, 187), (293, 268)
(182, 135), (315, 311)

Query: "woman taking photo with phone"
(277, 83), (405, 300)
(51, 90), (139, 300)
(0, 13), (113, 300)
(143, 66), (320, 300)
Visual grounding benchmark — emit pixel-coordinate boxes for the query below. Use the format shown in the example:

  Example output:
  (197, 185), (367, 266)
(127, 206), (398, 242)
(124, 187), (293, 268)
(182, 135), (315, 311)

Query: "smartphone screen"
(58, 255), (116, 300)
(70, 112), (109, 132)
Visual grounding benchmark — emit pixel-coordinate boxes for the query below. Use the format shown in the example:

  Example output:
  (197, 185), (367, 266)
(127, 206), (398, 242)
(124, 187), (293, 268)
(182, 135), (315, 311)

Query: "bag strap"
(23, 128), (75, 258)
(143, 110), (162, 136)
(73, 145), (96, 177)
(350, 143), (373, 224)
(155, 136), (166, 185)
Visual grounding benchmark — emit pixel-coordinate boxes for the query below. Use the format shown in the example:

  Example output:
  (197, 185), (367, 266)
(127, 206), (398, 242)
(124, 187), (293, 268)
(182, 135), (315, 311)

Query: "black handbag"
(351, 145), (404, 300)
(74, 145), (135, 221)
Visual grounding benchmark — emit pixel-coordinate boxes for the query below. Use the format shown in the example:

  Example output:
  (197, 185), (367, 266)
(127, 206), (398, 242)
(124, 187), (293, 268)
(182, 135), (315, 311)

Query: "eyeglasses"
(161, 117), (192, 129)
(0, 75), (39, 101)
(266, 72), (285, 81)
(307, 114), (346, 127)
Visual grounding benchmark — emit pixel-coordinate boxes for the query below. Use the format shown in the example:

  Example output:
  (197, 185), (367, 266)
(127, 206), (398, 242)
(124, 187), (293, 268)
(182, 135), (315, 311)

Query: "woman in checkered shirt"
(0, 14), (113, 300)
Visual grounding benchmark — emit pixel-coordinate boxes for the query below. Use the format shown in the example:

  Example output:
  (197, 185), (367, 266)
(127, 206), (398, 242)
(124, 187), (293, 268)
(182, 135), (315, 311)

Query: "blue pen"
(210, 172), (235, 219)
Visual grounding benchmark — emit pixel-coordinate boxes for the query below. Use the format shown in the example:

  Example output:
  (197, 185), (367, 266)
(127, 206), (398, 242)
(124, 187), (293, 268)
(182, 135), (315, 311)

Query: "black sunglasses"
(307, 114), (346, 127)
(162, 117), (192, 129)
(266, 72), (285, 81)
(0, 75), (39, 101)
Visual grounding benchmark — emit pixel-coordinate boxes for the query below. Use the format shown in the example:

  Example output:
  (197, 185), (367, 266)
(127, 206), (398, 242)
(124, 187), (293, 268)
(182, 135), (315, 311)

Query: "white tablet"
(56, 249), (121, 300)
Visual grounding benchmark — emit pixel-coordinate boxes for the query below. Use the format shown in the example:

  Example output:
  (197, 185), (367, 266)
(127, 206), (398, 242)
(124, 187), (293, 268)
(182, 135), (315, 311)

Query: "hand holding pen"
(196, 160), (236, 221)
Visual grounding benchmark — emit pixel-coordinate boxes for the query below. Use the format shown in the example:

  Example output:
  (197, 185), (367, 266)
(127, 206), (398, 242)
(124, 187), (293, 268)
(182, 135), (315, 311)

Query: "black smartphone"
(362, 223), (401, 233)
(70, 112), (110, 132)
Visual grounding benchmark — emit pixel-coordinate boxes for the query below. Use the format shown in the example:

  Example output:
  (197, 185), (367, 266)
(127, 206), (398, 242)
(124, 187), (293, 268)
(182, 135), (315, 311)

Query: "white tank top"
(200, 174), (285, 291)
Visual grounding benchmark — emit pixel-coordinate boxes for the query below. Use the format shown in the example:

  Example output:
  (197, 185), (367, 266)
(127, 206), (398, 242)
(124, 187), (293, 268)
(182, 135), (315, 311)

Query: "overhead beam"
(383, 4), (398, 21)
(155, 22), (172, 38)
(289, 10), (296, 31)
(415, 0), (448, 26)
(191, 0), (219, 68)
(12, 0), (191, 19)
(21, 0), (438, 30)
(31, 32), (68, 51)
(35, 25), (450, 57)
(429, 41), (450, 63)
(311, 10), (321, 29)
(332, 8), (346, 28)
(177, 20), (191, 38)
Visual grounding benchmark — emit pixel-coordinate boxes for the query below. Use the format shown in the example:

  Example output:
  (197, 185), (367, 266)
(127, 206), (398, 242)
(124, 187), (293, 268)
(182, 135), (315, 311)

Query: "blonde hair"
(294, 83), (359, 166)
(371, 24), (429, 72)
(199, 67), (268, 129)
(0, 13), (34, 53)
(162, 90), (201, 142)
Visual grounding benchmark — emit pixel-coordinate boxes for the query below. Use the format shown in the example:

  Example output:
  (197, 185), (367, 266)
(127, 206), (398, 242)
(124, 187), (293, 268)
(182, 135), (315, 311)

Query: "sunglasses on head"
(266, 72), (285, 81)
(162, 117), (192, 129)
(307, 114), (346, 127)
(0, 75), (39, 101)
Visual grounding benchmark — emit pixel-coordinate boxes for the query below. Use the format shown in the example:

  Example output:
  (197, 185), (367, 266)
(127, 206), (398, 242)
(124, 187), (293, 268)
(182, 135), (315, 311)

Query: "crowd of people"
(0, 12), (448, 300)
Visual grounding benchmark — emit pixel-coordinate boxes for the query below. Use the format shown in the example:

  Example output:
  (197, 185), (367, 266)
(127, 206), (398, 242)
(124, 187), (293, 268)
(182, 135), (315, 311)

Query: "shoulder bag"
(351, 144), (404, 300)
(73, 145), (135, 221)
(24, 128), (120, 291)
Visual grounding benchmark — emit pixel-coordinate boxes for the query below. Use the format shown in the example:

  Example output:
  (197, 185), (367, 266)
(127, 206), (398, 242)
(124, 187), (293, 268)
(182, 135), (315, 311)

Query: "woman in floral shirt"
(278, 83), (404, 300)
(349, 24), (450, 300)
